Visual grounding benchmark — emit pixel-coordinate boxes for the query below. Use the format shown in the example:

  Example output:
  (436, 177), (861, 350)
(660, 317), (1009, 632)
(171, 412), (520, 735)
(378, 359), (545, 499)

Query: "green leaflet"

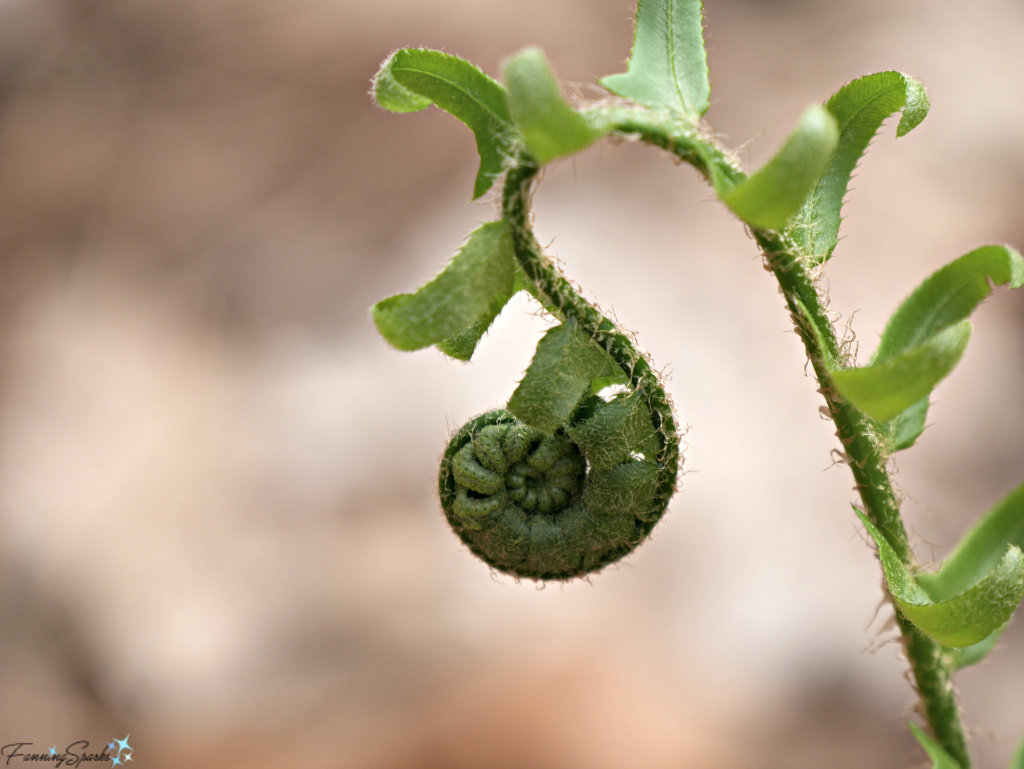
(878, 397), (929, 452)
(831, 321), (971, 424)
(790, 71), (930, 264)
(909, 723), (963, 769)
(720, 106), (839, 231)
(792, 295), (931, 452)
(372, 48), (514, 199)
(857, 509), (1024, 648)
(948, 623), (1006, 669)
(931, 479), (1024, 669)
(835, 245), (1024, 438)
(436, 266), (540, 360)
(584, 459), (659, 519)
(874, 245), (1024, 361)
(600, 0), (710, 119)
(504, 48), (610, 165)
(566, 390), (657, 471)
(372, 221), (515, 352)
(919, 482), (1024, 603)
(508, 317), (621, 434)
(435, 289), (514, 361)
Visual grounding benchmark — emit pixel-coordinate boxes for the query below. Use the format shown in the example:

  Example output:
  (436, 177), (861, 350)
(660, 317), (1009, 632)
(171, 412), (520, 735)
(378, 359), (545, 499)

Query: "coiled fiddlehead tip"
(440, 398), (674, 581)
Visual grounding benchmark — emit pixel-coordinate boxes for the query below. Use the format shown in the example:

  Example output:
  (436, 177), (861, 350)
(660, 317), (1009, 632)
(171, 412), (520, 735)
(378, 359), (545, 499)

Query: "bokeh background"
(0, 0), (1022, 766)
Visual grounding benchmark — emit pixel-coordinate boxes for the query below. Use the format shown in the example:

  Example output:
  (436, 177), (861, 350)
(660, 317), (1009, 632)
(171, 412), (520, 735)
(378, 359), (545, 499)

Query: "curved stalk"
(501, 157), (680, 540)
(590, 112), (972, 768)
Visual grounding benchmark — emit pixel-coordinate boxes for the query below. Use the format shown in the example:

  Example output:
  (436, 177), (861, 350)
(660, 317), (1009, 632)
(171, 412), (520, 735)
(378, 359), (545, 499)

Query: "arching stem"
(501, 157), (680, 534)
(578, 110), (973, 768)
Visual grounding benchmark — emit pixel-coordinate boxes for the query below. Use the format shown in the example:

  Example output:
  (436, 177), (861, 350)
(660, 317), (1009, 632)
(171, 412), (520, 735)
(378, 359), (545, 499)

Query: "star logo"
(49, 747), (58, 756)
(111, 757), (121, 767)
(115, 736), (132, 754)
(123, 754), (133, 762)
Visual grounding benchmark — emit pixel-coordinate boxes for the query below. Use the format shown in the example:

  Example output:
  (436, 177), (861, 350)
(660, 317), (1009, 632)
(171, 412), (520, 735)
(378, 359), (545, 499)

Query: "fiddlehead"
(439, 399), (669, 580)
(443, 158), (678, 580)
(371, 53), (679, 581)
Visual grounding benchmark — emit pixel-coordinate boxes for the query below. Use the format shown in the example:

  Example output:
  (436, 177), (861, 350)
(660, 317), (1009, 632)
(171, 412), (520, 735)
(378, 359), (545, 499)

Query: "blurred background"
(0, 0), (1022, 766)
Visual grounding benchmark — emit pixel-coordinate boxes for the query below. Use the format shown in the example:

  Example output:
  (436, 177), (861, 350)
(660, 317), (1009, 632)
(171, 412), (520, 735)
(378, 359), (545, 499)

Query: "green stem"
(755, 229), (971, 769)
(501, 157), (679, 535)
(596, 112), (971, 768)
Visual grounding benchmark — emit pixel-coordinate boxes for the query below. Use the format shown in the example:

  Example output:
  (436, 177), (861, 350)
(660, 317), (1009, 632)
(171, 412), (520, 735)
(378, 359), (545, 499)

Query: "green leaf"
(831, 321), (971, 423)
(790, 71), (930, 264)
(874, 245), (1024, 361)
(878, 397), (929, 452)
(600, 0), (710, 119)
(435, 290), (514, 361)
(908, 723), (963, 769)
(948, 623), (1006, 669)
(720, 106), (839, 231)
(508, 317), (621, 434)
(372, 48), (514, 199)
(918, 482), (1024, 602)
(504, 48), (609, 165)
(837, 245), (1024, 439)
(917, 480), (1024, 668)
(566, 390), (657, 470)
(434, 266), (542, 360)
(372, 221), (515, 352)
(857, 509), (1024, 647)
(437, 262), (567, 361)
(584, 459), (659, 519)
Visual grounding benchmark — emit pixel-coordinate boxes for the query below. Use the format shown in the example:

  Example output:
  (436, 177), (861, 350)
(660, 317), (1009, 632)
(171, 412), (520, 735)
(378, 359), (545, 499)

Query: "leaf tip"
(896, 74), (930, 137)
(371, 49), (433, 114)
(720, 104), (838, 231)
(504, 47), (607, 165)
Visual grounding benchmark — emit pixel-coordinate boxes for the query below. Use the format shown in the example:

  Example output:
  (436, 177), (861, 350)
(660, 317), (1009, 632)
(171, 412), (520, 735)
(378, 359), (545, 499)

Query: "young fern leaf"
(372, 49), (514, 199)
(872, 246), (1024, 360)
(439, 402), (667, 580)
(566, 389), (656, 470)
(503, 48), (610, 165)
(916, 481), (1024, 667)
(720, 106), (839, 231)
(909, 723), (963, 769)
(600, 0), (710, 120)
(881, 397), (929, 453)
(507, 316), (622, 435)
(832, 321), (971, 424)
(856, 509), (1024, 648)
(789, 71), (930, 265)
(434, 288), (516, 361)
(831, 245), (1024, 433)
(434, 157), (680, 582)
(372, 221), (515, 353)
(435, 267), (537, 360)
(918, 482), (1024, 604)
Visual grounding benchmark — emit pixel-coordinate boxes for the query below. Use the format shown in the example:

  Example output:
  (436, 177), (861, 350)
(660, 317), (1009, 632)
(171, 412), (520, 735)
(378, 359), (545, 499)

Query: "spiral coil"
(441, 382), (673, 580)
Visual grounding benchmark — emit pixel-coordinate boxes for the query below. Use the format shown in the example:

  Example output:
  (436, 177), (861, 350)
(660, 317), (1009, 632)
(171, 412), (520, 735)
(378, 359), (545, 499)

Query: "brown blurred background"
(0, 0), (1022, 766)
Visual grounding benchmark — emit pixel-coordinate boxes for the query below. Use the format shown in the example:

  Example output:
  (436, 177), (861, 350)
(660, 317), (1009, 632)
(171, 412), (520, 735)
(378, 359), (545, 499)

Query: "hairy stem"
(501, 157), (679, 532)
(755, 228), (970, 769)
(595, 112), (971, 767)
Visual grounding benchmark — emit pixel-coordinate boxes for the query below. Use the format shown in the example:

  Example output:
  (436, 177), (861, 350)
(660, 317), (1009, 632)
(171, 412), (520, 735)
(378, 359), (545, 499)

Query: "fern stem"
(602, 115), (972, 768)
(755, 228), (971, 769)
(501, 156), (680, 542)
